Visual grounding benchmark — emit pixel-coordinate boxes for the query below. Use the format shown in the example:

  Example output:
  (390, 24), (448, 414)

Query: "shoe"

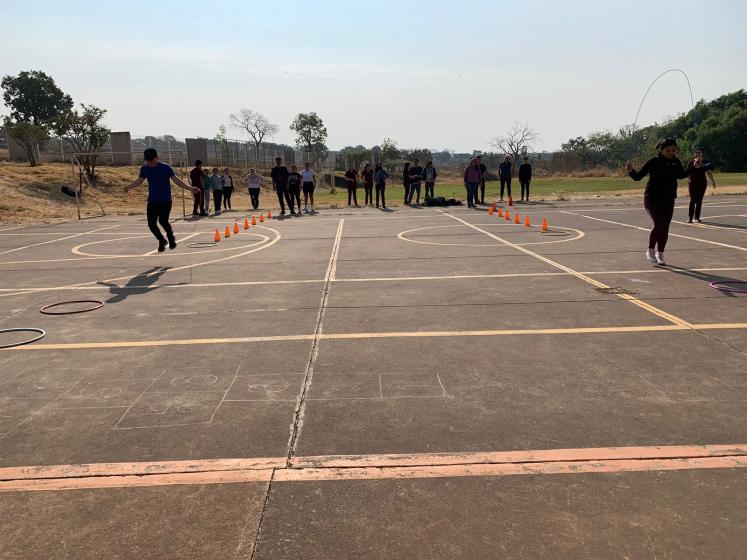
(200, 213), (208, 217)
(168, 236), (177, 250)
(157, 240), (167, 253)
(695, 218), (702, 223)
(655, 253), (667, 266)
(499, 199), (504, 203)
(192, 212), (198, 217)
(687, 219), (693, 223)
(280, 211), (286, 215)
(290, 210), (297, 216)
(646, 251), (657, 264)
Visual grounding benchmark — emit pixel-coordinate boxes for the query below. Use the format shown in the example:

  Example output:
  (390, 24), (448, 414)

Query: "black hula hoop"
(0, 328), (46, 349)
(186, 242), (218, 248)
(539, 229), (570, 237)
(709, 281), (747, 294)
(40, 300), (104, 315)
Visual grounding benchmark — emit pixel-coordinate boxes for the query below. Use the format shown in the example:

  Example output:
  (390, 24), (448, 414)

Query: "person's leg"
(284, 189), (294, 213)
(226, 188), (233, 209)
(250, 190), (259, 209)
(276, 189), (286, 213)
(310, 190), (315, 210)
(694, 185), (706, 221)
(215, 191), (223, 213)
(404, 184), (411, 204)
(157, 202), (176, 248)
(499, 178), (505, 200)
(479, 178), (485, 204)
(526, 180), (530, 201)
(657, 199), (675, 254)
(413, 183), (421, 204)
(644, 198), (659, 251)
(146, 203), (166, 243)
(688, 183), (696, 221)
(375, 185), (381, 207)
(348, 187), (353, 206)
(466, 183), (473, 207)
(382, 185), (386, 208)
(192, 190), (199, 215)
(506, 177), (512, 198)
(352, 188), (358, 206)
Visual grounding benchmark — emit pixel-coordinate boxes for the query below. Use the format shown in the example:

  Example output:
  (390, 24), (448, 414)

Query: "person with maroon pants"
(685, 147), (717, 223)
(189, 160), (207, 216)
(627, 138), (695, 266)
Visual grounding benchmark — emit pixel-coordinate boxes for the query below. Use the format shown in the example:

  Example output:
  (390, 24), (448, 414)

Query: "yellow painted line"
(442, 211), (695, 329)
(0, 225), (120, 256)
(8, 323), (747, 352)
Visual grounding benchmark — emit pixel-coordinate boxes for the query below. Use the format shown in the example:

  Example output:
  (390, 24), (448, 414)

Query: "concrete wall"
(110, 132), (132, 165)
(186, 138), (208, 166)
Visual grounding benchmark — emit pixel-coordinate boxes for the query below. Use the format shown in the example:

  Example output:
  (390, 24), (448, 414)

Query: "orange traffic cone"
(244, 218), (250, 230)
(224, 226), (231, 238)
(524, 216), (531, 227)
(214, 228), (221, 242)
(508, 196), (514, 206)
(260, 214), (265, 223)
(251, 215), (257, 225)
(488, 206), (494, 216)
(541, 218), (549, 232)
(505, 210), (511, 221)
(233, 222), (240, 235)
(267, 210), (272, 219)
(497, 208), (503, 217)
(514, 213), (520, 224)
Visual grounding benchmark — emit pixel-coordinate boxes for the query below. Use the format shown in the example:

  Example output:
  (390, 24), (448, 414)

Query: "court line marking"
(397, 224), (586, 247)
(1, 443), (745, 491)
(564, 211), (747, 252)
(142, 232), (200, 256)
(441, 211), (694, 328)
(672, 214), (747, 234)
(0, 225), (120, 256)
(1, 267), (746, 295)
(5, 323), (747, 351)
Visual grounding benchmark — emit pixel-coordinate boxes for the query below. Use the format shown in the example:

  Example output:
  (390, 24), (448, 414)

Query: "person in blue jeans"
(125, 148), (199, 252)
(463, 157), (481, 208)
(498, 155), (513, 201)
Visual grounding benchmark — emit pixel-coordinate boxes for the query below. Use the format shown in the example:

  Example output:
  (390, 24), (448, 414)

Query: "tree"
(2, 120), (46, 166)
(215, 125), (230, 164)
(229, 109), (278, 168)
(404, 148), (433, 162)
(1, 70), (72, 126)
(290, 112), (328, 164)
(491, 123), (539, 174)
(54, 104), (110, 180)
(381, 137), (402, 171)
(340, 145), (371, 169)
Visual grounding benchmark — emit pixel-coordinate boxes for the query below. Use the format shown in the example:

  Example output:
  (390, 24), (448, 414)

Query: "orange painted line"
(0, 469), (273, 492)
(291, 444), (747, 469)
(0, 457), (286, 482)
(276, 456), (747, 482)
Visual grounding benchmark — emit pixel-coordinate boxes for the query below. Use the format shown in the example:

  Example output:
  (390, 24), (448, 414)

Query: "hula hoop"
(40, 300), (104, 315)
(0, 328), (46, 349)
(186, 242), (218, 248)
(539, 230), (570, 237)
(709, 281), (747, 294)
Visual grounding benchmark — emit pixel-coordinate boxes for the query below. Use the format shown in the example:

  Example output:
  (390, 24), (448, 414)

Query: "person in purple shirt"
(463, 157), (482, 208)
(125, 148), (199, 253)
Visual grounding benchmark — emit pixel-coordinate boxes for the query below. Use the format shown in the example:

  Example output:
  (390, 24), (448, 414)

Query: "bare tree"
(491, 123), (539, 174)
(229, 109), (278, 169)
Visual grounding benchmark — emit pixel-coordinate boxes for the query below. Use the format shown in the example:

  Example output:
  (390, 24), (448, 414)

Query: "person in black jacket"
(476, 155), (487, 204)
(627, 138), (695, 266)
(498, 156), (513, 201)
(518, 157), (532, 201)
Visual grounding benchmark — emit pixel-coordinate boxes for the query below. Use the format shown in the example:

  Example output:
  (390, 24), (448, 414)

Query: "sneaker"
(280, 210), (286, 215)
(694, 218), (702, 223)
(168, 237), (177, 250)
(646, 250), (657, 264)
(655, 253), (667, 266)
(157, 240), (167, 253)
(499, 199), (504, 203)
(687, 219), (693, 223)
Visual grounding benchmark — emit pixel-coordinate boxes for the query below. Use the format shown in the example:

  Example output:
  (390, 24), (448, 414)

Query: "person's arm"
(627, 158), (652, 181)
(271, 171), (277, 191)
(124, 177), (145, 192)
(433, 168), (438, 180)
(171, 175), (200, 193)
(528, 165), (532, 180)
(313, 171), (317, 187)
(707, 169), (717, 188)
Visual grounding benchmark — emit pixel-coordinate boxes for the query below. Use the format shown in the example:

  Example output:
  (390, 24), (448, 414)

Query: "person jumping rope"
(125, 148), (199, 253)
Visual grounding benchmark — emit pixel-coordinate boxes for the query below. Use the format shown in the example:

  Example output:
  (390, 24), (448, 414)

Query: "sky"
(2, 0), (746, 152)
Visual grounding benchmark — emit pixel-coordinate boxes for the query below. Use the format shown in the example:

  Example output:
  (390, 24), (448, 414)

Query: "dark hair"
(144, 148), (158, 161)
(275, 157), (282, 162)
(195, 159), (203, 166)
(694, 146), (703, 153)
(656, 138), (677, 152)
(375, 163), (382, 170)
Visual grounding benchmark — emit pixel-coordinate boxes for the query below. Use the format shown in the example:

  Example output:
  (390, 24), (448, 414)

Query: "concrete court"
(0, 195), (745, 559)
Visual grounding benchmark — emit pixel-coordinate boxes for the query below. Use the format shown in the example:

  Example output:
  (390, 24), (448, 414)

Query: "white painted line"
(0, 225), (120, 256)
(142, 232), (201, 256)
(326, 219), (344, 282)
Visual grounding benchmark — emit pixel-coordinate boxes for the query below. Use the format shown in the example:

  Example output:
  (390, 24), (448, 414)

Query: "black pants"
(500, 177), (512, 199)
(364, 186), (373, 205)
(289, 186), (301, 210)
(478, 177), (485, 203)
(347, 187), (358, 206)
(376, 184), (386, 207)
(520, 180), (530, 200)
(192, 187), (204, 214)
(403, 184), (410, 203)
(688, 183), (707, 220)
(248, 188), (259, 209)
(276, 188), (293, 212)
(644, 197), (675, 251)
(425, 182), (435, 199)
(407, 182), (421, 204)
(147, 202), (174, 243)
(222, 186), (233, 209)
(213, 190), (223, 213)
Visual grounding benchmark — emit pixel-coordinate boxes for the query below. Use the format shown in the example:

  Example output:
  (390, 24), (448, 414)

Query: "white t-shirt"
(223, 174), (233, 187)
(246, 174), (261, 189)
(301, 169), (316, 182)
(212, 175), (223, 190)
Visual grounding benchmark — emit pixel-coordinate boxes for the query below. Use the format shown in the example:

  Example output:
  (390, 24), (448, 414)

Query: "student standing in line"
(203, 167), (214, 215)
(270, 157), (294, 215)
(408, 158), (424, 205)
(124, 149), (199, 252)
(301, 161), (317, 213)
(627, 138), (695, 266)
(498, 155), (513, 202)
(518, 156), (532, 202)
(423, 161), (437, 200)
(211, 168), (223, 215)
(685, 147), (717, 223)
(374, 163), (389, 209)
(287, 164), (303, 213)
(463, 157), (481, 208)
(402, 162), (411, 205)
(189, 160), (207, 216)
(361, 163), (374, 206)
(244, 167), (262, 210)
(476, 155), (487, 204)
(222, 168), (234, 210)
(344, 165), (359, 207)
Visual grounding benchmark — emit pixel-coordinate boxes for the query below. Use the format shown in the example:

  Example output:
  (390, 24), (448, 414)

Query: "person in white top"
(222, 167), (234, 210)
(301, 161), (317, 213)
(244, 168), (262, 210)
